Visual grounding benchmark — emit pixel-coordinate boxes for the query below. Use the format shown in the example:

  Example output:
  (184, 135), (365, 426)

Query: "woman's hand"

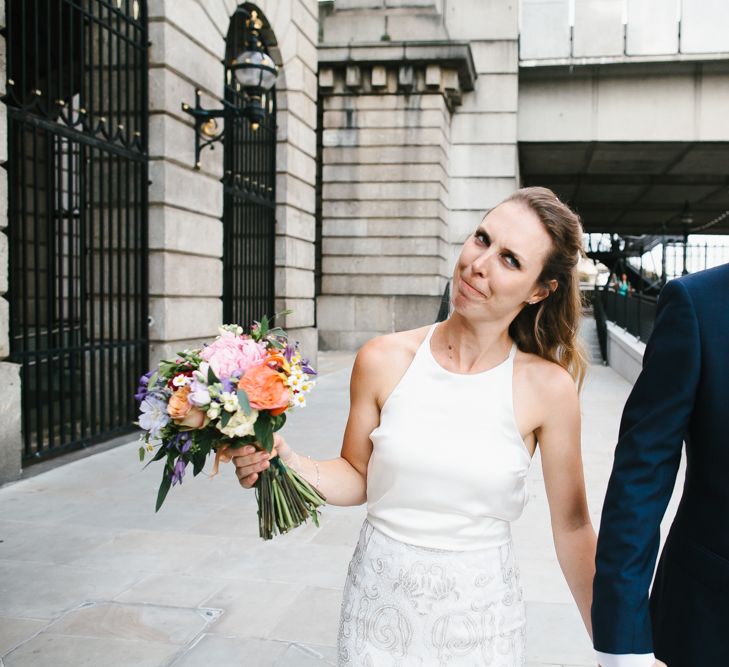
(232, 433), (291, 488)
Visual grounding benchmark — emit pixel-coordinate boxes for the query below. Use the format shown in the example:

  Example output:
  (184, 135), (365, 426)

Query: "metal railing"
(602, 288), (657, 343)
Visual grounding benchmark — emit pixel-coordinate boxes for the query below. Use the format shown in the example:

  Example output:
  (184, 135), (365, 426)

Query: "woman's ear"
(527, 280), (557, 305)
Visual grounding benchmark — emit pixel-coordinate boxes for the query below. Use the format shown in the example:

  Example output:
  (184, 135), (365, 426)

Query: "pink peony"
(200, 332), (267, 380)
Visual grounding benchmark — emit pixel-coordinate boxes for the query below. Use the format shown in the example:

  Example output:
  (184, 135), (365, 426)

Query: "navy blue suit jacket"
(592, 263), (729, 666)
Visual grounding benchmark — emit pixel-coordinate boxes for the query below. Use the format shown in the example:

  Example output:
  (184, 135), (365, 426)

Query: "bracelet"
(306, 455), (320, 489)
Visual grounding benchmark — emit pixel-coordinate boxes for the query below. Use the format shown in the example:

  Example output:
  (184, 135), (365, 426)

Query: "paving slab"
(2, 633), (181, 667)
(170, 636), (288, 667)
(47, 601), (212, 645)
(202, 580), (307, 639)
(0, 617), (47, 656)
(0, 352), (685, 666)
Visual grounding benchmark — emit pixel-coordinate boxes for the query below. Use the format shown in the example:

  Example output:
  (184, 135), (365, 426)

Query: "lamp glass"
(233, 50), (277, 91)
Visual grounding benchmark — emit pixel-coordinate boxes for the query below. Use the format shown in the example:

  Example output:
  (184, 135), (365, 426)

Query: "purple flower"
(284, 344), (295, 363)
(170, 457), (187, 486)
(134, 370), (154, 402)
(301, 359), (317, 376)
(166, 432), (192, 454)
(177, 432), (192, 454)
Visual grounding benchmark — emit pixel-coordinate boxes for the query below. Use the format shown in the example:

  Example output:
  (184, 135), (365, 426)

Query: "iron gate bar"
(6, 0), (149, 462)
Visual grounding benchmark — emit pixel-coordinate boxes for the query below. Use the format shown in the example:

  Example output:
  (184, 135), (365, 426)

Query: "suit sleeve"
(592, 279), (701, 654)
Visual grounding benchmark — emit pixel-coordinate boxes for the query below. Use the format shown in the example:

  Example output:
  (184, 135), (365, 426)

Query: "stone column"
(146, 1), (226, 364)
(444, 0), (520, 268)
(317, 42), (475, 349)
(0, 1), (23, 484)
(268, 0), (320, 366)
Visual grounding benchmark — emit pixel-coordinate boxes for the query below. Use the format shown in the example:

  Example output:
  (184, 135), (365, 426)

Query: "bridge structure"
(518, 0), (729, 240)
(517, 1), (729, 376)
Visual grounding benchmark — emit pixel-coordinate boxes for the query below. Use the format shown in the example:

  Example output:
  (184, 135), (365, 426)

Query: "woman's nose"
(470, 248), (495, 275)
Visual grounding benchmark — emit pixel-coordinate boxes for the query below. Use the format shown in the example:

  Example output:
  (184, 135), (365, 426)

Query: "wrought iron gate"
(4, 0), (149, 462)
(222, 5), (277, 326)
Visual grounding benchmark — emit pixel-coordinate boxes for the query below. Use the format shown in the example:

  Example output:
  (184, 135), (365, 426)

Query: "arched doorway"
(5, 0), (149, 461)
(222, 4), (277, 326)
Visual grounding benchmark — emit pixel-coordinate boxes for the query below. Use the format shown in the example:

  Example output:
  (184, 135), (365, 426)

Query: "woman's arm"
(536, 365), (597, 638)
(232, 338), (385, 507)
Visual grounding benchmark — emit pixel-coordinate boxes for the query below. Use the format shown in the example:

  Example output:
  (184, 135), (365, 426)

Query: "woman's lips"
(460, 277), (486, 298)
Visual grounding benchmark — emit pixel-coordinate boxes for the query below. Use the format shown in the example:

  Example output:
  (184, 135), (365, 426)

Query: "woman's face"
(452, 201), (555, 322)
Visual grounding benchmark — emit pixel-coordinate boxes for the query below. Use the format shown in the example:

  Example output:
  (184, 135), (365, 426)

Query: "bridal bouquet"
(135, 315), (326, 540)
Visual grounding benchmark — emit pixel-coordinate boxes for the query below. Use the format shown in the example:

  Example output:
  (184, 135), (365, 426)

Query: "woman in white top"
(233, 187), (596, 666)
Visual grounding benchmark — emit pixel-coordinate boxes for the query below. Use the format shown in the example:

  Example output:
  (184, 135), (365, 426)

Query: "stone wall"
(148, 0), (319, 365)
(317, 0), (519, 349)
(0, 0), (23, 484)
(607, 322), (646, 384)
(444, 1), (520, 267)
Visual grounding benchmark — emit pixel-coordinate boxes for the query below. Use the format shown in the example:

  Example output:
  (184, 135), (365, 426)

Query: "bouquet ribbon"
(211, 445), (237, 477)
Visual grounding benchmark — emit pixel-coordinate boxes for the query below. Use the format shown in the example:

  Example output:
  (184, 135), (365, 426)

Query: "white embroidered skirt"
(337, 520), (526, 667)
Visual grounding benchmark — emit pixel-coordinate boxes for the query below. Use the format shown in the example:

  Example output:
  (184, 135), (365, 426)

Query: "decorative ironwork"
(4, 0), (149, 462)
(181, 6), (278, 168)
(222, 5), (277, 327)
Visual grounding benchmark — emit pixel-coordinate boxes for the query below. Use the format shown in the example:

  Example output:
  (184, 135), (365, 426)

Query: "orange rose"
(265, 351), (289, 373)
(168, 385), (193, 420)
(178, 406), (208, 429)
(168, 386), (208, 429)
(238, 364), (289, 416)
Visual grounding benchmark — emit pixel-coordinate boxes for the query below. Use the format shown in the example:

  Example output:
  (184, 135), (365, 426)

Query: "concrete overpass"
(518, 0), (729, 235)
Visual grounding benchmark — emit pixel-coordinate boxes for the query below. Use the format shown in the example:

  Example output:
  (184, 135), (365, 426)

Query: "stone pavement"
(0, 352), (685, 667)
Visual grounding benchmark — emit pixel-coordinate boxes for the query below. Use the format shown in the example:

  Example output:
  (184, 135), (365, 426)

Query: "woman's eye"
(475, 231), (488, 245)
(503, 255), (520, 269)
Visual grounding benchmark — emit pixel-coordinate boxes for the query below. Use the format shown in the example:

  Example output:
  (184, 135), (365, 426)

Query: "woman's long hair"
(505, 187), (588, 390)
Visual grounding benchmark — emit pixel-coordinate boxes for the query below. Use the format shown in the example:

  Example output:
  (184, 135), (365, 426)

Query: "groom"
(592, 262), (729, 666)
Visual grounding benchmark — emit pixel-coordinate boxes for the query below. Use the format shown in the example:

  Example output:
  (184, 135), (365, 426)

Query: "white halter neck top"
(366, 322), (532, 551)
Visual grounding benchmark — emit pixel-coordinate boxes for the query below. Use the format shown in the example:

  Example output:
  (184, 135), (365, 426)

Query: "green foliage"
(272, 413), (287, 432)
(155, 463), (172, 512)
(254, 412), (274, 452)
(237, 389), (251, 416)
(191, 448), (207, 476)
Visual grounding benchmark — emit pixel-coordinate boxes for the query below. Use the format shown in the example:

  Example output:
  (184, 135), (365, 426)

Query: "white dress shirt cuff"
(596, 651), (656, 667)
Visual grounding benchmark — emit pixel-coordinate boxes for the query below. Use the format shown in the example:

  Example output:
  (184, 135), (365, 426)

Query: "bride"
(232, 187), (596, 665)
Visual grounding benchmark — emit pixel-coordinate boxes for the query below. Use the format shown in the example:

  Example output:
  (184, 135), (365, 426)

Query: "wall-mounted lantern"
(181, 8), (277, 169)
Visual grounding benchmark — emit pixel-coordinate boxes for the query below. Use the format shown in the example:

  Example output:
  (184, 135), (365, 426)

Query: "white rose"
(216, 408), (259, 438)
(221, 391), (239, 413)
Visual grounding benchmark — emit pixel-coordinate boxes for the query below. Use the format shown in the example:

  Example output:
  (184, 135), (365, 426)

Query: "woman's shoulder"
(357, 325), (431, 369)
(514, 347), (577, 401)
(351, 327), (433, 408)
